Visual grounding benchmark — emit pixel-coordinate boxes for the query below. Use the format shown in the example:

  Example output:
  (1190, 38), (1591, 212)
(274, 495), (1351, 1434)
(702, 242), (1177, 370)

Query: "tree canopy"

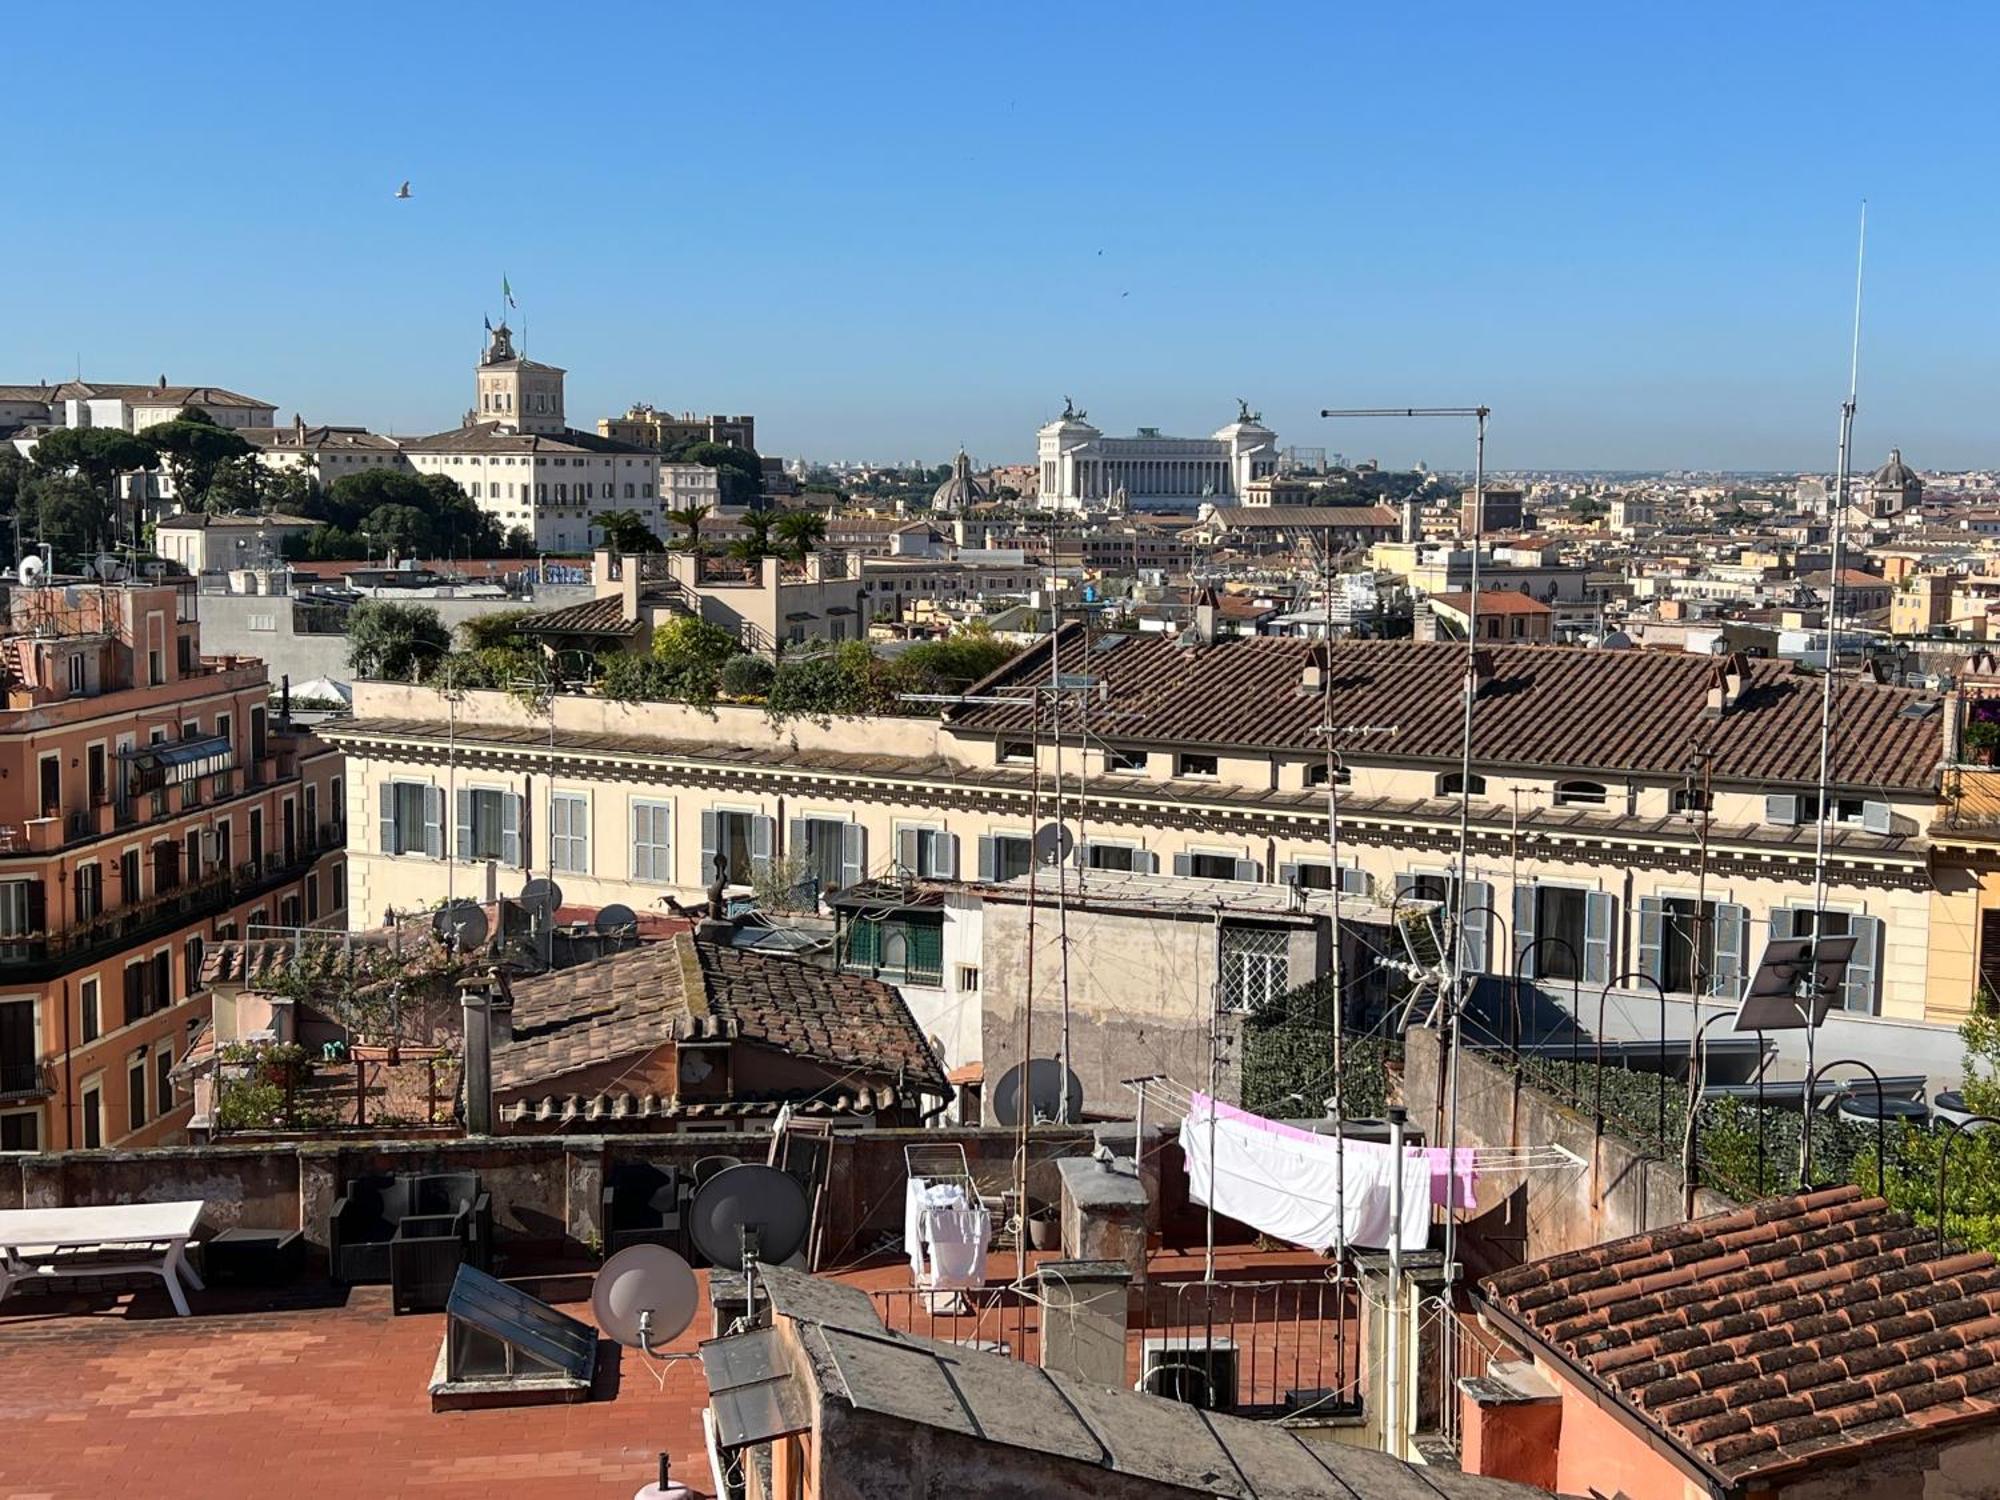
(288, 468), (505, 561)
(597, 508), (662, 553)
(668, 439), (764, 505)
(346, 600), (450, 679)
(139, 407), (252, 511)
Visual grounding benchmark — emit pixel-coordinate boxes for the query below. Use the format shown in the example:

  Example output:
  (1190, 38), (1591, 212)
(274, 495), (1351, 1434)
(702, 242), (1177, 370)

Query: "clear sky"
(7, 3), (1998, 472)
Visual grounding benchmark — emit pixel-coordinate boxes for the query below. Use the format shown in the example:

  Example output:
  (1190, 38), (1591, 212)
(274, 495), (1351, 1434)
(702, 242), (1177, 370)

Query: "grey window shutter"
(1462, 879), (1493, 972)
(1711, 902), (1748, 999)
(1136, 849), (1159, 875)
(630, 803), (646, 880)
(1233, 858), (1261, 883)
(1769, 906), (1797, 944)
(1862, 800), (1893, 835)
(841, 823), (865, 887)
(751, 815), (775, 878)
(1277, 862), (1298, 887)
(788, 818), (810, 864)
(1584, 891), (1615, 985)
(501, 792), (522, 868)
(1843, 914), (1881, 1014)
(1766, 794), (1798, 827)
(455, 787), (473, 861)
(1173, 853), (1192, 877)
(936, 833), (958, 880)
(977, 835), (997, 881)
(700, 809), (718, 882)
(1637, 896), (1664, 985)
(423, 785), (443, 859)
(897, 828), (919, 875)
(378, 783), (396, 855)
(1339, 866), (1369, 897)
(1395, 872), (1417, 898)
(1513, 882), (1537, 979)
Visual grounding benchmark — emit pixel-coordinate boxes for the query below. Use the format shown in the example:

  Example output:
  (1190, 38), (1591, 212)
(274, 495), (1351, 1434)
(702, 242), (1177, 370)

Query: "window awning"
(123, 735), (235, 790)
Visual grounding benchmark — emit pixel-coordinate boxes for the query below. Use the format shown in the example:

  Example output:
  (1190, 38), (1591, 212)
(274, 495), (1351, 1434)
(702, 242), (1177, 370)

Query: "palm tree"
(771, 509), (827, 563)
(727, 510), (773, 565)
(666, 501), (712, 553)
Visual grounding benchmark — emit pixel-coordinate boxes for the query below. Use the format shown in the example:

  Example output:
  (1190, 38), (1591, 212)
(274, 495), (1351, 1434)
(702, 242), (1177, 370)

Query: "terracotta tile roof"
(514, 595), (641, 637)
(1480, 1186), (2000, 1488)
(951, 627), (1945, 790)
(495, 934), (945, 1096)
(1429, 590), (1553, 615)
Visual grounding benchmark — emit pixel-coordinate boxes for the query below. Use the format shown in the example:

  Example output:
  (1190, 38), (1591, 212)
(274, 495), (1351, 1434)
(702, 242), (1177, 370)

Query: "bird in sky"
(394, 180), (411, 199)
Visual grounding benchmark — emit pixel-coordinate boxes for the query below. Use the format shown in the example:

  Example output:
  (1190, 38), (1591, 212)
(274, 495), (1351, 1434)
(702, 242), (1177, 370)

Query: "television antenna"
(686, 1164), (810, 1330)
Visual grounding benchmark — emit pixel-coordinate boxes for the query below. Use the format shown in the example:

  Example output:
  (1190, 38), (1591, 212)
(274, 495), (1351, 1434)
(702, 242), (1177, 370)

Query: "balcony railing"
(0, 1058), (50, 1097)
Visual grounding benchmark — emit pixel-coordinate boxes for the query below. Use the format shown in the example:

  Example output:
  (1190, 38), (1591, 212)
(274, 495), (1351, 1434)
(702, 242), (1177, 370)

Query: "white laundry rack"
(903, 1143), (993, 1299)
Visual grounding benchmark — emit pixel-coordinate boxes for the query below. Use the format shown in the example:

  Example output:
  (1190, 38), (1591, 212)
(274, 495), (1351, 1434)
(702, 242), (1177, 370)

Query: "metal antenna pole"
(1016, 743), (1043, 1286)
(1320, 405), (1490, 1296)
(1804, 202), (1868, 1181)
(1205, 898), (1224, 1285)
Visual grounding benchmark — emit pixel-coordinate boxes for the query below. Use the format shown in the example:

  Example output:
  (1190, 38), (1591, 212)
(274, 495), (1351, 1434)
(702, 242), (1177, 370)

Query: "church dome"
(1871, 448), (1919, 489)
(931, 450), (993, 512)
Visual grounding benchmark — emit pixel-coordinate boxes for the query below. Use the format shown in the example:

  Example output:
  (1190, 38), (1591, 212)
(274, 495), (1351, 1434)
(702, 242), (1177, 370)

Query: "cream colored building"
(470, 324), (565, 435)
(325, 633), (1989, 1083)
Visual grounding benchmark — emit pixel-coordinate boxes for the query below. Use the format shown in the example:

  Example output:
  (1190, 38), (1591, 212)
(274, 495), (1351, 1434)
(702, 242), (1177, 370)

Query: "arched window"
(1437, 771), (1487, 798)
(1555, 780), (1608, 807)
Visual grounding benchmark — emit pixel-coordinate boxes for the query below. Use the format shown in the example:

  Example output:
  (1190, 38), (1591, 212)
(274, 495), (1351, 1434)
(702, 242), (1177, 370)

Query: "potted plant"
(1965, 717), (2000, 766)
(1027, 1202), (1060, 1251)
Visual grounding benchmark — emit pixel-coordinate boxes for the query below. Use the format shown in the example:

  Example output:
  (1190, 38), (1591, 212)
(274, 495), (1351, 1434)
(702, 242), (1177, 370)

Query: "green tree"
(362, 502), (437, 560)
(677, 441), (764, 505)
(728, 510), (774, 564)
(504, 525), (535, 556)
(139, 407), (251, 512)
(1878, 1015), (2000, 1252)
(458, 609), (536, 652)
(21, 473), (113, 563)
(597, 509), (663, 553)
(346, 600), (450, 679)
(771, 509), (827, 563)
(666, 501), (712, 553)
(0, 450), (30, 525)
(649, 615), (743, 703)
(419, 472), (505, 557)
(200, 455), (265, 513)
(899, 630), (1019, 692)
(30, 426), (157, 540)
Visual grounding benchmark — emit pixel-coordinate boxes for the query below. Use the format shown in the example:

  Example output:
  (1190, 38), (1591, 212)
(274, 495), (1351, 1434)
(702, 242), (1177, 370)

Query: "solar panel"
(443, 1264), (598, 1387)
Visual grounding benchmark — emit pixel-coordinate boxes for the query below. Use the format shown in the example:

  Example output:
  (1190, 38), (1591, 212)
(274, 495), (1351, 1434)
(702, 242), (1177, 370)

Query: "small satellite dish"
(1032, 822), (1075, 866)
(991, 1057), (1085, 1126)
(92, 554), (121, 582)
(519, 876), (564, 916)
(431, 899), (489, 951)
(687, 1164), (811, 1269)
(591, 1244), (697, 1353)
(15, 555), (44, 587)
(595, 903), (638, 934)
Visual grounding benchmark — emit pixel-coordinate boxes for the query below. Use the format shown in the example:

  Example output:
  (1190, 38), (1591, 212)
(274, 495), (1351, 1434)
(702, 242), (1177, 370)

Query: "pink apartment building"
(0, 574), (343, 1152)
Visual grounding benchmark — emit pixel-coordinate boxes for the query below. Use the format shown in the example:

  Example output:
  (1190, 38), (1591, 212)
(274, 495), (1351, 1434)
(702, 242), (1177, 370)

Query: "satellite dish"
(519, 876), (564, 916)
(687, 1164), (810, 1268)
(431, 899), (489, 951)
(595, 903), (638, 934)
(992, 1057), (1085, 1127)
(92, 554), (121, 582)
(591, 1244), (697, 1353)
(1032, 822), (1075, 866)
(15, 555), (44, 587)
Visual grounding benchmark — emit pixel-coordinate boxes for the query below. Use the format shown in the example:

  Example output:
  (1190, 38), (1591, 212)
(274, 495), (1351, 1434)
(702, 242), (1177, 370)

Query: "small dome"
(1871, 448), (1920, 488)
(931, 450), (993, 512)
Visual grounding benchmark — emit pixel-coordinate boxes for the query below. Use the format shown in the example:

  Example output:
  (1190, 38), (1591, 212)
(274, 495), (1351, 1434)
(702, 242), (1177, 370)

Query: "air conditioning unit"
(1139, 1337), (1238, 1412)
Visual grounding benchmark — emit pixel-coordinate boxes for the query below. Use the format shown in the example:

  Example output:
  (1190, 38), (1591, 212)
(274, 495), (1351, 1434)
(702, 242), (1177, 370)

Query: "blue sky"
(7, 3), (1998, 471)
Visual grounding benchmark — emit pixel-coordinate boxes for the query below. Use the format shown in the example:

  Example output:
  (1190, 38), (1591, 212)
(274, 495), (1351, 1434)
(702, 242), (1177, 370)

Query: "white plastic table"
(0, 1201), (206, 1316)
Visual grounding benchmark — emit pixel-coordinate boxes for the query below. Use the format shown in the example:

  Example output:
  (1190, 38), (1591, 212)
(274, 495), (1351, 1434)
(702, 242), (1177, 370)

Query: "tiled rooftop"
(953, 626), (1946, 789)
(1480, 1185), (2000, 1488)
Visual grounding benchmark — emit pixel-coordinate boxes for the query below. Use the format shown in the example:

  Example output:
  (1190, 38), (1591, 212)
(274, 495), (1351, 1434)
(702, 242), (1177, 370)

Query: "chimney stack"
(459, 972), (506, 1135)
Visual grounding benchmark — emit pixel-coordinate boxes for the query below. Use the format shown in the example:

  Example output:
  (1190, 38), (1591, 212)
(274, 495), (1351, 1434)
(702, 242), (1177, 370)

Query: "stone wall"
(0, 1125), (1095, 1266)
(1402, 1028), (1734, 1273)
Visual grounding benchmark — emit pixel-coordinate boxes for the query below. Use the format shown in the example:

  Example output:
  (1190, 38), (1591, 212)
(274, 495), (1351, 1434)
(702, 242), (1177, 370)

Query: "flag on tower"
(483, 314), (492, 332)
(503, 275), (516, 309)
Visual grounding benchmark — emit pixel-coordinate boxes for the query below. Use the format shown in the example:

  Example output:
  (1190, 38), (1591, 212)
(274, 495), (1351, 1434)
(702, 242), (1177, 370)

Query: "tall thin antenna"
(1804, 201), (1867, 1153)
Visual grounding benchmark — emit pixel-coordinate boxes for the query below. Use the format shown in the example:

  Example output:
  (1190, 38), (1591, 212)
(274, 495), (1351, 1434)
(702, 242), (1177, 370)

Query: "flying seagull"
(394, 180), (411, 199)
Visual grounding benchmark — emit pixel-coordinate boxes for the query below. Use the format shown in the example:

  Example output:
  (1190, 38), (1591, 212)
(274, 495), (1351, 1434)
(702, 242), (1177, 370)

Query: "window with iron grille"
(1220, 925), (1290, 1013)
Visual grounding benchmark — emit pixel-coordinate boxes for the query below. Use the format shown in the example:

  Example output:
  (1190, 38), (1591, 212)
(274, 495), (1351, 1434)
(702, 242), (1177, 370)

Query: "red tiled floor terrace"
(0, 1244), (1353, 1499)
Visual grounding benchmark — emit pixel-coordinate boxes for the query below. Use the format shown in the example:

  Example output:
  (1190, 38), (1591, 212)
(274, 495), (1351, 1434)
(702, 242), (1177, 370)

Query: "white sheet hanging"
(904, 1179), (990, 1288)
(1178, 1102), (1432, 1253)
